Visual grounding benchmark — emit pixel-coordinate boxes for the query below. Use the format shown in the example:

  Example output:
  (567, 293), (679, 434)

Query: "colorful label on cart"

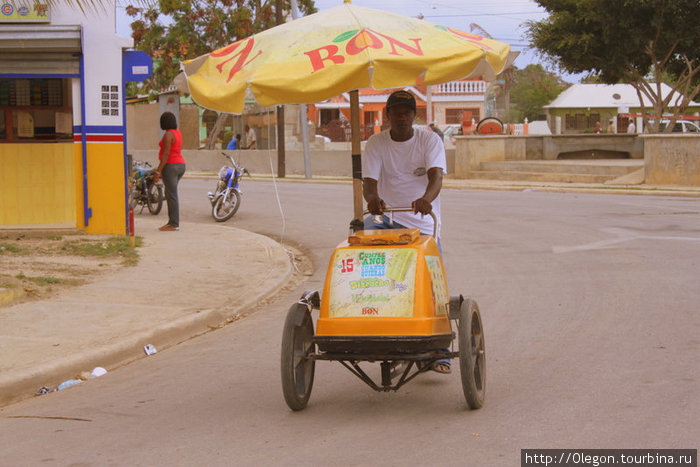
(329, 248), (416, 317)
(425, 255), (449, 315)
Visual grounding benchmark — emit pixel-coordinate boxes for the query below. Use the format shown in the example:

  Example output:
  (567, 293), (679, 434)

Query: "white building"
(1, 1), (149, 234)
(543, 83), (700, 134)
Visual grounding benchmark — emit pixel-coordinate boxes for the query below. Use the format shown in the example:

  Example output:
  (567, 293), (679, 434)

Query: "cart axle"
(312, 351), (459, 392)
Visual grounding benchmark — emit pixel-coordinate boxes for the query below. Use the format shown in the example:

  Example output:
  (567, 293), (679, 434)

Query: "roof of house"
(359, 86), (427, 105)
(314, 87), (429, 106)
(321, 80), (487, 106)
(545, 83), (699, 109)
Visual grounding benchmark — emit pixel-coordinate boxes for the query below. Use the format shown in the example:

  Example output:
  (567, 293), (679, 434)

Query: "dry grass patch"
(0, 233), (142, 304)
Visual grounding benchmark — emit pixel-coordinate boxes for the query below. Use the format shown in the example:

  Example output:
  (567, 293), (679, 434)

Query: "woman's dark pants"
(162, 163), (186, 228)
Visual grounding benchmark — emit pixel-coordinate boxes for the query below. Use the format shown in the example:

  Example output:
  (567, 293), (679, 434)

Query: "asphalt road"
(1, 178), (698, 467)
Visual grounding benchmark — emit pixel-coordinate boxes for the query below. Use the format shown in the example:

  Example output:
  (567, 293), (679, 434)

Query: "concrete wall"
(453, 136), (532, 177)
(126, 104), (159, 151)
(130, 147), (456, 177)
(455, 133), (698, 185)
(127, 102), (309, 152)
(454, 134), (645, 176)
(126, 104), (200, 150)
(130, 136), (699, 187)
(538, 134), (643, 160)
(525, 137), (544, 160)
(454, 137), (502, 177)
(642, 135), (700, 186)
(131, 149), (355, 177)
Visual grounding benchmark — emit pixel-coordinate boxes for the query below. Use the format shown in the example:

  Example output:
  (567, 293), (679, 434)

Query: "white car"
(657, 119), (700, 133)
(439, 124), (462, 148)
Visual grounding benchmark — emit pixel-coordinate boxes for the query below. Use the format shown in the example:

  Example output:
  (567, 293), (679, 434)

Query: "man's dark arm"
(363, 177), (385, 214)
(412, 167), (443, 214)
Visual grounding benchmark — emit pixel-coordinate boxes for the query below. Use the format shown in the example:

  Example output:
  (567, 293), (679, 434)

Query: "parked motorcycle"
(129, 161), (164, 215)
(208, 152), (249, 222)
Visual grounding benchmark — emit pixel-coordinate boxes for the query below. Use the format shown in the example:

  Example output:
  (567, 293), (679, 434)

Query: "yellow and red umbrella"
(182, 0), (510, 218)
(183, 1), (509, 113)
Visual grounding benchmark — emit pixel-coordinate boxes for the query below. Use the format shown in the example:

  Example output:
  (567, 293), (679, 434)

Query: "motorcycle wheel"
(212, 190), (241, 222)
(147, 183), (163, 215)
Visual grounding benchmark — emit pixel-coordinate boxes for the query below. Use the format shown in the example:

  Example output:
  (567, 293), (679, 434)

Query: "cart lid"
(348, 228), (420, 246)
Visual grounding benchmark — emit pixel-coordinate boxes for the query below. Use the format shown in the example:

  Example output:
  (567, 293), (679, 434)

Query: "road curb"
(439, 182), (700, 198)
(184, 173), (700, 197)
(0, 241), (294, 408)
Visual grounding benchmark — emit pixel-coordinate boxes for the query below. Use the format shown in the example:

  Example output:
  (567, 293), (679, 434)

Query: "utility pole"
(290, 0), (312, 179)
(275, 0), (286, 178)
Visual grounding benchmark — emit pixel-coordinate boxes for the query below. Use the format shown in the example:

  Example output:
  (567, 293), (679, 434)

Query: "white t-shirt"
(363, 128), (447, 236)
(246, 127), (257, 147)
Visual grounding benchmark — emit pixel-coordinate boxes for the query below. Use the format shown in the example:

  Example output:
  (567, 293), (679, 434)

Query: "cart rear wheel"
(281, 303), (315, 411)
(458, 298), (485, 409)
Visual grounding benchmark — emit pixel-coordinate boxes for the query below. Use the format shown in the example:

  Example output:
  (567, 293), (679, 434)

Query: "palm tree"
(45, 0), (144, 10)
(470, 23), (517, 118)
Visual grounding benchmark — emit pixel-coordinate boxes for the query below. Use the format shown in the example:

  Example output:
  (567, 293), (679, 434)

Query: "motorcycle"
(208, 152), (249, 222)
(128, 161), (164, 215)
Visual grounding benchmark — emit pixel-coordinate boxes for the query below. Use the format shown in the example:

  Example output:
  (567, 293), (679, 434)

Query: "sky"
(115, 0), (584, 83)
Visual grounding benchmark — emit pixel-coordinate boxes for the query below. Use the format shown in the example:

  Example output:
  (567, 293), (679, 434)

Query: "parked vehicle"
(128, 161), (163, 215)
(647, 119), (700, 133)
(659, 119), (700, 133)
(440, 124), (462, 147)
(208, 152), (249, 222)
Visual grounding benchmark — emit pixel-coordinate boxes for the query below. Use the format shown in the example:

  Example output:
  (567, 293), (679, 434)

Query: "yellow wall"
(76, 143), (128, 235)
(0, 142), (127, 234)
(0, 143), (76, 228)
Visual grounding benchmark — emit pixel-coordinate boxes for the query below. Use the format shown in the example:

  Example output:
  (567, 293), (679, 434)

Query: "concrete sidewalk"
(0, 216), (292, 407)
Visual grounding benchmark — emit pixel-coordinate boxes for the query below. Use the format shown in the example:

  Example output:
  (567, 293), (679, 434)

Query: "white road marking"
(552, 227), (700, 253)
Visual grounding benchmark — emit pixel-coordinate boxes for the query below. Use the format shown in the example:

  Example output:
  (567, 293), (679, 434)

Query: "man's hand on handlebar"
(412, 197), (432, 215)
(367, 197), (386, 215)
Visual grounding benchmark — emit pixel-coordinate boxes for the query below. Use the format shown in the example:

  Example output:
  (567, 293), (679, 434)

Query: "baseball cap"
(386, 90), (416, 111)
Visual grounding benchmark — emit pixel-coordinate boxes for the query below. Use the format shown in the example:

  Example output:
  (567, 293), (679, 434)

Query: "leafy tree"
(125, 0), (316, 148)
(527, 0), (700, 132)
(579, 73), (603, 84)
(44, 1), (124, 11)
(507, 64), (569, 122)
(126, 0), (316, 94)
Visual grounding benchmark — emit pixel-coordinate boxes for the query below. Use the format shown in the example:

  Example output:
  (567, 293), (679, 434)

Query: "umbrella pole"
(350, 89), (363, 222)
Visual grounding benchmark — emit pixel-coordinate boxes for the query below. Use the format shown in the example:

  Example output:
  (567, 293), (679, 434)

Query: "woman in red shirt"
(154, 112), (186, 231)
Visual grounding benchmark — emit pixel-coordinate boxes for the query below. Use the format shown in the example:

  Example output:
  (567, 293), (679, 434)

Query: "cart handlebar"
(362, 207), (438, 239)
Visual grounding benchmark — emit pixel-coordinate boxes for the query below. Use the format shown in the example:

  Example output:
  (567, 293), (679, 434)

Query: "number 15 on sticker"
(341, 258), (354, 273)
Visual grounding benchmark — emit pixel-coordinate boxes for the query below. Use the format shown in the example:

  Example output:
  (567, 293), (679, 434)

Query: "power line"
(422, 11), (547, 17)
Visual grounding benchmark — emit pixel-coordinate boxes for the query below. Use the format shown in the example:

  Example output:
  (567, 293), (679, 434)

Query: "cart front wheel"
(458, 298), (486, 409)
(281, 303), (316, 411)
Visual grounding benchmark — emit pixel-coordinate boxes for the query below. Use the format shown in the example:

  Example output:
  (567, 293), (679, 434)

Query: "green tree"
(126, 0), (316, 148)
(507, 64), (569, 122)
(527, 0), (700, 132)
(126, 0), (316, 94)
(579, 73), (604, 84)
